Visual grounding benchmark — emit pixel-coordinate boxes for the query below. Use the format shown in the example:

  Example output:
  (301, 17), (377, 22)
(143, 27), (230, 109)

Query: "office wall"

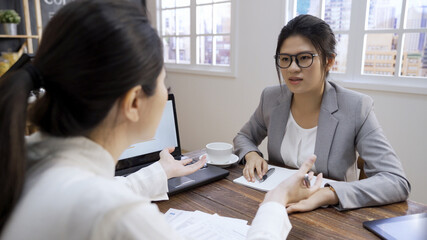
(147, 0), (427, 204)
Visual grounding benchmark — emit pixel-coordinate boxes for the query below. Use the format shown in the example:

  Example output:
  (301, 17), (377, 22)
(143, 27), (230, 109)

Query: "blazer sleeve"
(233, 89), (269, 162)
(328, 96), (411, 210)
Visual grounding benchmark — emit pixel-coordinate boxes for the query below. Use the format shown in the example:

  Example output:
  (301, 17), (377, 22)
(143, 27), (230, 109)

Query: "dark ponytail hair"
(0, 0), (163, 232)
(275, 14), (336, 82)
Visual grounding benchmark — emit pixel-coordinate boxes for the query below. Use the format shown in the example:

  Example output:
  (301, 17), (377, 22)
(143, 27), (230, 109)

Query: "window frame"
(285, 0), (427, 95)
(157, 0), (237, 78)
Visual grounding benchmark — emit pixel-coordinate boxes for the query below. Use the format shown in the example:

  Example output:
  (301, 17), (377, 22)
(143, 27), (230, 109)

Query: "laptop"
(115, 94), (229, 195)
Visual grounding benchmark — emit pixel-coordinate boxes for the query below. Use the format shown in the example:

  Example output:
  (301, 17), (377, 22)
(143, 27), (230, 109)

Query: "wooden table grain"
(157, 150), (427, 239)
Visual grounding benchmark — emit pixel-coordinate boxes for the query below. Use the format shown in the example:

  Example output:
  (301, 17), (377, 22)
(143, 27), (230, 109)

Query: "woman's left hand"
(159, 147), (207, 179)
(286, 187), (339, 214)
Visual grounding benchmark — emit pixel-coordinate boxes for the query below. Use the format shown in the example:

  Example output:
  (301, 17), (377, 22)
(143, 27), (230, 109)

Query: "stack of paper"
(233, 165), (336, 191)
(165, 208), (250, 240)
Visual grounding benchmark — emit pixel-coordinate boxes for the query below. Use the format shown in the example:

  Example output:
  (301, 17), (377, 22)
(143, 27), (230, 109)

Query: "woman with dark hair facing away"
(234, 14), (410, 212)
(0, 1), (324, 239)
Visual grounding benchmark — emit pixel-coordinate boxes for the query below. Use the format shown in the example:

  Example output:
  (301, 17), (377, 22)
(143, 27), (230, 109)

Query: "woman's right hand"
(243, 151), (268, 182)
(262, 155), (323, 206)
(159, 147), (206, 179)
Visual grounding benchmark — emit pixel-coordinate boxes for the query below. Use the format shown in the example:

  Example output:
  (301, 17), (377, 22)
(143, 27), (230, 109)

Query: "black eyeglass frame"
(274, 52), (319, 69)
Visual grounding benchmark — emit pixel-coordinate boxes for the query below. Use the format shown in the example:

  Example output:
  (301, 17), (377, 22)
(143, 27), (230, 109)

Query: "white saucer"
(200, 154), (239, 168)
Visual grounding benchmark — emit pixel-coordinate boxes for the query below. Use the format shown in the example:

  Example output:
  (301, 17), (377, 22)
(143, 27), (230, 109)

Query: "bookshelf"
(0, 0), (42, 54)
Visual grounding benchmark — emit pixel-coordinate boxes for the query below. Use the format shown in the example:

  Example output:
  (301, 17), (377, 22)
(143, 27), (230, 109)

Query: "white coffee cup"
(206, 142), (233, 164)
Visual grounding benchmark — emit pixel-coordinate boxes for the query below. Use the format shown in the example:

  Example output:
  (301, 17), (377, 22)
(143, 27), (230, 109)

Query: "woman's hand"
(243, 152), (268, 182)
(286, 185), (338, 214)
(263, 155), (323, 206)
(159, 147), (207, 179)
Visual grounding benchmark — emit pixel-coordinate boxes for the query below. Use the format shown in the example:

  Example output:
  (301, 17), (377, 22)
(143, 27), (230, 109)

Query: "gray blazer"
(233, 81), (410, 210)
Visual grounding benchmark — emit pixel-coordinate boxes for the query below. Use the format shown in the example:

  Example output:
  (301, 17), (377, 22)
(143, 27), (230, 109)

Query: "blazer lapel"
(268, 86), (292, 165)
(314, 82), (339, 176)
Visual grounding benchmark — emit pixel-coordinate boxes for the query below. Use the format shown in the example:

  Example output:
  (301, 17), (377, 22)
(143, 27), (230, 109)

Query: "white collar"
(26, 132), (116, 177)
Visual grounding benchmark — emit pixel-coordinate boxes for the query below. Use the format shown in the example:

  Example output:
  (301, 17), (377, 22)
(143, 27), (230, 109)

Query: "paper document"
(233, 165), (336, 191)
(165, 208), (250, 240)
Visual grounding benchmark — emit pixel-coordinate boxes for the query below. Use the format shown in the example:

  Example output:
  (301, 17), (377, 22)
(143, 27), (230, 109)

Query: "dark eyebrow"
(277, 51), (315, 55)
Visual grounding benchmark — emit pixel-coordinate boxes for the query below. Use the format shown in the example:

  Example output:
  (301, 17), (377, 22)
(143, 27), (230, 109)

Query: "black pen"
(259, 168), (275, 183)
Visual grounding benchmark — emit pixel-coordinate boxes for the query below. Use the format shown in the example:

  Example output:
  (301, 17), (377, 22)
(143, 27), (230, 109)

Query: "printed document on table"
(233, 165), (336, 191)
(165, 208), (250, 240)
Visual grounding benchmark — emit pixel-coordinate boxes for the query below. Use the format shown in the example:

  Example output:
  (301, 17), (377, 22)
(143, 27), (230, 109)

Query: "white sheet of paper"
(233, 165), (336, 191)
(164, 208), (249, 240)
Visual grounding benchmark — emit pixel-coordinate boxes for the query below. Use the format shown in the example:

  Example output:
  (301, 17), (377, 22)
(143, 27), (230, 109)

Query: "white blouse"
(2, 132), (291, 240)
(281, 112), (317, 171)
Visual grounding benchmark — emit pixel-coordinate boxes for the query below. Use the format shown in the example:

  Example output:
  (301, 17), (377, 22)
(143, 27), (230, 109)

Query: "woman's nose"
(287, 58), (301, 71)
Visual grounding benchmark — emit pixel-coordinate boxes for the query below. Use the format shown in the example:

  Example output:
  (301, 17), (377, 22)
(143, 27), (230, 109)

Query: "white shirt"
(2, 132), (291, 240)
(281, 112), (317, 171)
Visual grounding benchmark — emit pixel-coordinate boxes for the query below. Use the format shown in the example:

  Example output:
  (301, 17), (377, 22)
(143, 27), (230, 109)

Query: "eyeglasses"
(274, 52), (319, 69)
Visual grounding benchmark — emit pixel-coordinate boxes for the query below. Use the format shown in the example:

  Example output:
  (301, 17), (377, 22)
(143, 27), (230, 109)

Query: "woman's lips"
(288, 77), (302, 85)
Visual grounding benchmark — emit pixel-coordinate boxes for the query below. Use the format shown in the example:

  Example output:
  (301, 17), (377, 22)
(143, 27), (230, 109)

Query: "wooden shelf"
(0, 0), (42, 54)
(0, 34), (40, 39)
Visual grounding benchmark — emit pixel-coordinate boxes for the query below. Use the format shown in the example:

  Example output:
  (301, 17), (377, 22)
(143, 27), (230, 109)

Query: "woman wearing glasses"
(234, 14), (410, 212)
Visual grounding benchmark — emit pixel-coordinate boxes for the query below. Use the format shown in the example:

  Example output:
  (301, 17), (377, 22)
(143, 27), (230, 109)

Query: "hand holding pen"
(243, 152), (269, 182)
(262, 155), (323, 207)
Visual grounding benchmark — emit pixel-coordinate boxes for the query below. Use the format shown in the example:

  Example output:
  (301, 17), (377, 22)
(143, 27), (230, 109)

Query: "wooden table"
(157, 150), (427, 239)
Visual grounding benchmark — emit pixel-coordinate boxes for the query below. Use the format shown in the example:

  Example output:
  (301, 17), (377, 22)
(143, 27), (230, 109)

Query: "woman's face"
(279, 35), (327, 95)
(137, 68), (168, 141)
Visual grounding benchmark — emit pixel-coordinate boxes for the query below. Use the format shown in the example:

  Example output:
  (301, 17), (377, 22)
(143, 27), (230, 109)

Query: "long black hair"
(0, 0), (163, 232)
(275, 14), (336, 82)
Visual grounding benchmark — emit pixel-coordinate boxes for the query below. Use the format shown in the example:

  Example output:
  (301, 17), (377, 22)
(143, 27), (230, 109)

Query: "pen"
(259, 168), (275, 183)
(304, 174), (311, 187)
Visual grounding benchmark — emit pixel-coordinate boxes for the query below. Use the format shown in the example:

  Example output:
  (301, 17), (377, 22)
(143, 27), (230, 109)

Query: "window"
(161, 0), (191, 64)
(286, 0), (427, 94)
(159, 0), (234, 76)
